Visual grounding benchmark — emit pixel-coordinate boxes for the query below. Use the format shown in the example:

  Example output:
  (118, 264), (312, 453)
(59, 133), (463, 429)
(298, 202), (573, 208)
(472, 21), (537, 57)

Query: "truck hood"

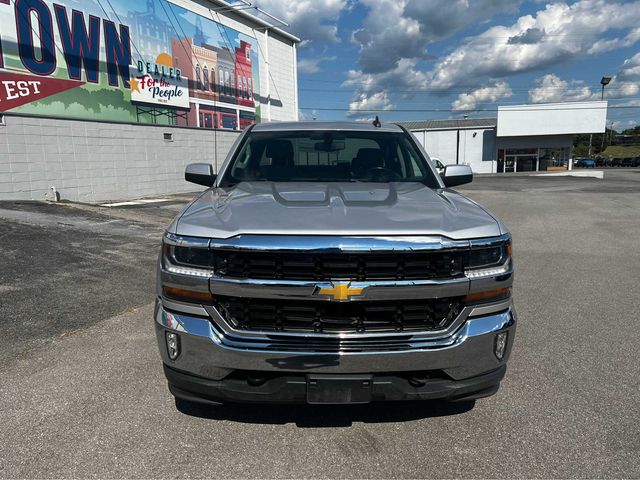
(172, 182), (503, 240)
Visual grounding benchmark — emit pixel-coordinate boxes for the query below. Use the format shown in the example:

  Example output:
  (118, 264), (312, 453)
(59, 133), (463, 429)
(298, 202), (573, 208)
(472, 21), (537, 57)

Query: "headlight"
(464, 237), (512, 278)
(161, 234), (213, 304)
(162, 234), (214, 278)
(466, 245), (505, 269)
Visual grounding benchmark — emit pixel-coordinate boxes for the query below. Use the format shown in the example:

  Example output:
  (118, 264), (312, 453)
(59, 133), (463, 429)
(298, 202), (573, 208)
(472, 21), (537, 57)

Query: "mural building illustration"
(0, 0), (260, 129)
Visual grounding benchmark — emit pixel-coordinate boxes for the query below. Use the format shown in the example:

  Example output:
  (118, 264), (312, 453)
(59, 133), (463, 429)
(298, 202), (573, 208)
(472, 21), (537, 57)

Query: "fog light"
(494, 331), (508, 360)
(166, 332), (180, 360)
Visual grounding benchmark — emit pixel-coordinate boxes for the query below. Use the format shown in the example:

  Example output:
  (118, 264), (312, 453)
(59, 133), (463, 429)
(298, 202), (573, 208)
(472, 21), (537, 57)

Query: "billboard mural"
(0, 0), (260, 129)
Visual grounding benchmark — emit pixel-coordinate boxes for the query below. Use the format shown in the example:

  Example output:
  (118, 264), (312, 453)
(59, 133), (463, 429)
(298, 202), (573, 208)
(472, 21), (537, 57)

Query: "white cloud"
(352, 0), (521, 73)
(528, 74), (595, 103)
(252, 0), (348, 44)
(297, 56), (336, 74)
(342, 58), (429, 94)
(430, 0), (640, 90)
(617, 52), (640, 82)
(452, 82), (513, 110)
(344, 0), (640, 120)
(342, 59), (430, 117)
(347, 91), (393, 118)
(601, 53), (640, 99)
(587, 27), (640, 55)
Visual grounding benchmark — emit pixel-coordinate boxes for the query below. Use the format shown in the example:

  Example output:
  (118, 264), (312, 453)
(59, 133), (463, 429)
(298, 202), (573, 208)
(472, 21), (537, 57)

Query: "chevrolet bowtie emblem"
(318, 283), (364, 301)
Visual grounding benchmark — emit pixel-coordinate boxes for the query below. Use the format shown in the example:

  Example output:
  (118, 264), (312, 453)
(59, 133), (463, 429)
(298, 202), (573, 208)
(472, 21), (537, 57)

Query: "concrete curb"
(477, 170), (604, 179)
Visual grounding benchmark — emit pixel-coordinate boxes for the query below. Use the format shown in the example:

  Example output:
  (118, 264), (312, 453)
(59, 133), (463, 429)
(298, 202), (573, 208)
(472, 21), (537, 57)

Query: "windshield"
(219, 130), (440, 187)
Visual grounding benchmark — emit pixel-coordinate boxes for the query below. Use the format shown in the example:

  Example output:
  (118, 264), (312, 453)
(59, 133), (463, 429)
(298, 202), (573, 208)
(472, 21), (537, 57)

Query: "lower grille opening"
(222, 369), (453, 384)
(213, 295), (463, 334)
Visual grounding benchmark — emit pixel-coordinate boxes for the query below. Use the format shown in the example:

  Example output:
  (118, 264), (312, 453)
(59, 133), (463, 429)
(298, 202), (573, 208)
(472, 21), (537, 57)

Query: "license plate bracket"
(306, 374), (373, 404)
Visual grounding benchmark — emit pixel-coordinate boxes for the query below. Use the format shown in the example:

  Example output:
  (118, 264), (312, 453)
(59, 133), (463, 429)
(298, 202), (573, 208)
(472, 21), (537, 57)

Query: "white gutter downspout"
(293, 42), (299, 120)
(264, 28), (271, 122)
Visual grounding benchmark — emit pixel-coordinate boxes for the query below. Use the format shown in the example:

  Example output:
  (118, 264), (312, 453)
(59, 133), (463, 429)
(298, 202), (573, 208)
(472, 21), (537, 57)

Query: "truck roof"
(252, 121), (404, 133)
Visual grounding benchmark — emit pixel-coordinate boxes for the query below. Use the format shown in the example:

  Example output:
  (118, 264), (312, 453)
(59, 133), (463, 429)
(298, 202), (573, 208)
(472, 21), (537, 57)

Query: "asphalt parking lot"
(1, 171), (639, 478)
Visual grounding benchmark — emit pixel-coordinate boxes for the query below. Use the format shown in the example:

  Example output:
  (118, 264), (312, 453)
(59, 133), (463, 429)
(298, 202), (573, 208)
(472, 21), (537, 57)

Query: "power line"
(343, 96), (640, 108)
(298, 85), (640, 94)
(298, 77), (636, 92)
(298, 105), (640, 113)
(101, 0), (145, 64)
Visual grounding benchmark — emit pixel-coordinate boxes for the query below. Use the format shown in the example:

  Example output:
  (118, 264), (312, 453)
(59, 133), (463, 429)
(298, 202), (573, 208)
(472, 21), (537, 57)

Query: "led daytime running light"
(464, 261), (510, 278)
(164, 263), (214, 278)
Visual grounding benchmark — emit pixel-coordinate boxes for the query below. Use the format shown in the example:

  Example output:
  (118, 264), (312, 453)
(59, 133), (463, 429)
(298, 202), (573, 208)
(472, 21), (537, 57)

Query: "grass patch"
(601, 145), (640, 157)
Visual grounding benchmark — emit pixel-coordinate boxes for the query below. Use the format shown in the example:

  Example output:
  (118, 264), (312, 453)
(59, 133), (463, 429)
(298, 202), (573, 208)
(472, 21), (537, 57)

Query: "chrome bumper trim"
(154, 300), (516, 380)
(209, 234), (475, 252)
(208, 275), (473, 301)
(165, 232), (512, 253)
(206, 261), (513, 303)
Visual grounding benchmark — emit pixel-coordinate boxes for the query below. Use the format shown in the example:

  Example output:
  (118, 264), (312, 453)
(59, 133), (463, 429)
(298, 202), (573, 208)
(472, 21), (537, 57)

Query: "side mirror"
(441, 164), (473, 188)
(185, 163), (216, 187)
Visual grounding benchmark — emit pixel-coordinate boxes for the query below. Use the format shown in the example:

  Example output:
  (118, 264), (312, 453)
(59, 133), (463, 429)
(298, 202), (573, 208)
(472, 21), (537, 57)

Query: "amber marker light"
(463, 287), (511, 304)
(162, 286), (213, 304)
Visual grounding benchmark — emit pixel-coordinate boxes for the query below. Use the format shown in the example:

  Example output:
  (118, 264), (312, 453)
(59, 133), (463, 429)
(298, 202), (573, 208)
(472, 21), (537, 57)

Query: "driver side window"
(397, 140), (427, 179)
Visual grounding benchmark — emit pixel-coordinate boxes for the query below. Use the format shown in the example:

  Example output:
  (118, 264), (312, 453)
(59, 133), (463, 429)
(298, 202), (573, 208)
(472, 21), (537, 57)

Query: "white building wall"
(458, 128), (495, 174)
(266, 34), (298, 122)
(0, 115), (239, 203)
(413, 128), (496, 174)
(497, 101), (607, 136)
(422, 130), (458, 165)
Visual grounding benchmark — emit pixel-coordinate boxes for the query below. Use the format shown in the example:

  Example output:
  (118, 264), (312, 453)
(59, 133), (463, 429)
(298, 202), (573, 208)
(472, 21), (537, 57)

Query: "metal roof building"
(399, 102), (607, 174)
(399, 118), (497, 131)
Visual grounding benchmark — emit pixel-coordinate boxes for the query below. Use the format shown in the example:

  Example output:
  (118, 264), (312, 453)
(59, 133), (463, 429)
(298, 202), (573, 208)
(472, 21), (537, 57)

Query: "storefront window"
(539, 147), (570, 170)
(497, 146), (571, 173)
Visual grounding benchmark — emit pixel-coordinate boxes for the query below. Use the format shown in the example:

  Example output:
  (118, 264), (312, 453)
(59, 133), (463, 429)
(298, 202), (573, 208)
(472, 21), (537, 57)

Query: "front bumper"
(154, 298), (516, 404)
(165, 363), (506, 405)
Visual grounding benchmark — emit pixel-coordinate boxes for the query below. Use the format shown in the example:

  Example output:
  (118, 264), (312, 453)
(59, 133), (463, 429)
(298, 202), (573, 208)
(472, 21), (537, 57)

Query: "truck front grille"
(213, 295), (462, 334)
(212, 250), (464, 281)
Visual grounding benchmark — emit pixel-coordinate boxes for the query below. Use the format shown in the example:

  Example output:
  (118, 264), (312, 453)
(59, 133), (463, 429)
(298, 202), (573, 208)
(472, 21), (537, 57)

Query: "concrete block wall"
(0, 114), (240, 203)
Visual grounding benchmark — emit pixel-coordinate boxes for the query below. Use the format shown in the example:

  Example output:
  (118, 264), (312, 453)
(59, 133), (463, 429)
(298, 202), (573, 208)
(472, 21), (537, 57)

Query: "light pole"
(590, 76), (612, 157)
(598, 76), (612, 155)
(600, 76), (611, 100)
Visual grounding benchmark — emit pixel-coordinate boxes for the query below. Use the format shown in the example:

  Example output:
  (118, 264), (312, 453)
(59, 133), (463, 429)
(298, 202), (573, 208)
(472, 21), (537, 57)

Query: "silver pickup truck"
(155, 121), (515, 406)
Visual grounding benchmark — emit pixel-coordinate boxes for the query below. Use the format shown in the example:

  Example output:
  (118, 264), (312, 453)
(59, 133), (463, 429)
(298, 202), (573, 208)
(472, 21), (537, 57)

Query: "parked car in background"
(575, 158), (596, 168)
(595, 157), (609, 167)
(610, 158), (623, 167)
(431, 157), (446, 175)
(620, 157), (636, 167)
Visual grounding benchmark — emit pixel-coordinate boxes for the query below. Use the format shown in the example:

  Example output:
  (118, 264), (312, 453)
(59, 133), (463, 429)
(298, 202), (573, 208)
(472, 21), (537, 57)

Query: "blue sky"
(255, 0), (640, 130)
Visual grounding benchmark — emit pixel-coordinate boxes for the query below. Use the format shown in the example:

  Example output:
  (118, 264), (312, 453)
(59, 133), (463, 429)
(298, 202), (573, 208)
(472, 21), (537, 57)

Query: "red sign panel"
(0, 72), (85, 112)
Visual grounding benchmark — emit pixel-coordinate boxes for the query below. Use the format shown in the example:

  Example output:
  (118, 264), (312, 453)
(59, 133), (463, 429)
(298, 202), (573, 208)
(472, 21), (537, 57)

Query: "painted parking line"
(100, 198), (173, 207)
